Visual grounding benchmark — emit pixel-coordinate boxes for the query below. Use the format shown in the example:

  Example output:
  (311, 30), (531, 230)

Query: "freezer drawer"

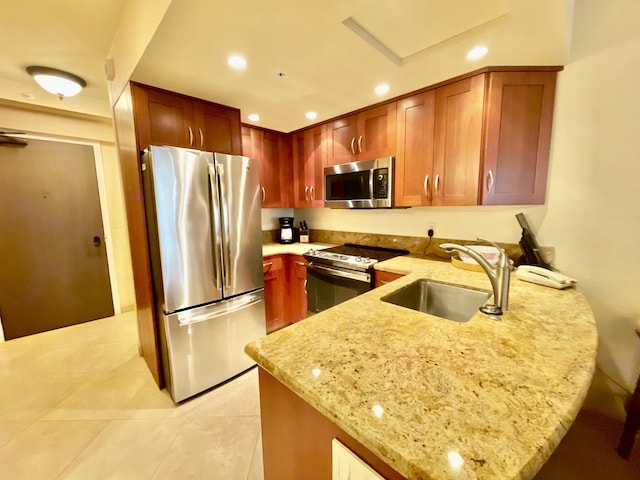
(161, 289), (266, 402)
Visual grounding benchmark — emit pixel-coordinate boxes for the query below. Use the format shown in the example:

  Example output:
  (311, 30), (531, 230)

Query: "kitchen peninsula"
(245, 255), (598, 479)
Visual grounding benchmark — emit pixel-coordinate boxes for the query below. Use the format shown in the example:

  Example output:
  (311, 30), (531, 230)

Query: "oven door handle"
(306, 262), (371, 283)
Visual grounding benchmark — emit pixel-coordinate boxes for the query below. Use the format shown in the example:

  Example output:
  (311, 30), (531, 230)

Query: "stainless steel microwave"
(324, 157), (393, 208)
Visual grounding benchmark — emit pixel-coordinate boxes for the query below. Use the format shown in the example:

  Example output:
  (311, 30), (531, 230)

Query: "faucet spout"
(440, 237), (510, 315)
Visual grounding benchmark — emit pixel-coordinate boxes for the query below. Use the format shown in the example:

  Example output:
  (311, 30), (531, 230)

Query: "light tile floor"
(0, 312), (263, 480)
(0, 312), (638, 479)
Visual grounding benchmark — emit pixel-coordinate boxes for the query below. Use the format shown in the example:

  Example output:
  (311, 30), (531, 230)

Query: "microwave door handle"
(217, 163), (232, 288)
(208, 163), (223, 290)
(369, 171), (374, 201)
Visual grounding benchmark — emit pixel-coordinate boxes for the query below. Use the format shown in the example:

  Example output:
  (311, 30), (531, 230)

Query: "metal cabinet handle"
(295, 261), (305, 266)
(423, 175), (429, 196)
(303, 279), (307, 295)
(199, 128), (204, 149)
(304, 186), (309, 201)
(357, 135), (363, 154)
(262, 261), (273, 273)
(350, 137), (356, 155)
(310, 186), (314, 200)
(188, 126), (194, 146)
(261, 187), (266, 202)
(487, 170), (494, 192)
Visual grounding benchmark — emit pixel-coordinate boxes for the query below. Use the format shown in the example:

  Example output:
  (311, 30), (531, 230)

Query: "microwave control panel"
(373, 168), (388, 199)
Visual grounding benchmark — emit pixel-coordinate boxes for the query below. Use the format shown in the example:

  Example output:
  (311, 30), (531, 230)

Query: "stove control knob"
(355, 256), (362, 262)
(308, 249), (316, 255)
(363, 257), (370, 263)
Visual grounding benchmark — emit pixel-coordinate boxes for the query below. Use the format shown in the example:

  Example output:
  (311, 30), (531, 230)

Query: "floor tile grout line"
(148, 417), (190, 480)
(51, 418), (113, 480)
(245, 426), (262, 480)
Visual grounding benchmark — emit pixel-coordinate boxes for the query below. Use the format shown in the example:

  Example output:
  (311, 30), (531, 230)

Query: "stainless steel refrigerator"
(142, 145), (265, 402)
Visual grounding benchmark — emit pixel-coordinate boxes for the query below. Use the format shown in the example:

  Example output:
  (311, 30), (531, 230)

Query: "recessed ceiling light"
(374, 84), (390, 95)
(305, 111), (317, 120)
(467, 45), (489, 60)
(227, 55), (247, 69)
(248, 113), (260, 122)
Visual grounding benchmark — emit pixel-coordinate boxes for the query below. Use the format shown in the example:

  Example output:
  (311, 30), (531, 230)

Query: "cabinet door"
(433, 75), (484, 206)
(261, 131), (287, 207)
(394, 92), (435, 206)
(293, 126), (326, 208)
(131, 83), (194, 150)
(292, 132), (308, 207)
(288, 255), (308, 323)
(245, 127), (288, 208)
(356, 103), (396, 160)
(263, 255), (286, 333)
(373, 270), (406, 288)
(481, 72), (557, 205)
(194, 102), (242, 155)
(326, 115), (358, 165)
(241, 126), (254, 158)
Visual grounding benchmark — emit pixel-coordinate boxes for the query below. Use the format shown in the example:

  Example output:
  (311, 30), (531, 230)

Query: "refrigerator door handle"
(176, 293), (262, 326)
(208, 163), (224, 290)
(216, 162), (233, 288)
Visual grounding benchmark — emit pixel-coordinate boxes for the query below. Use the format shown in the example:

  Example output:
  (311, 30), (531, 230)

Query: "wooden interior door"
(0, 139), (114, 340)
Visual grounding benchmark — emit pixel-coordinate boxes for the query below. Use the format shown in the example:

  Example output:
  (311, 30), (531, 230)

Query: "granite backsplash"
(262, 229), (554, 263)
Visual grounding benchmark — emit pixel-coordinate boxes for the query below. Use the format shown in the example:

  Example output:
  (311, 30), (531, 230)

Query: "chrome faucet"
(440, 237), (510, 316)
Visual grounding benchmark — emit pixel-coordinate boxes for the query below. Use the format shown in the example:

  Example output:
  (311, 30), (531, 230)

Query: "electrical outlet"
(427, 223), (437, 237)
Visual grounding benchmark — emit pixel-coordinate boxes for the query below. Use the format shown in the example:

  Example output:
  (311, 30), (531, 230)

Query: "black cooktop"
(320, 243), (409, 262)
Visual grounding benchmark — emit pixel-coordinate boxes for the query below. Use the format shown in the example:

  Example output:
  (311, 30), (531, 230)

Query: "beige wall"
(0, 104), (135, 314)
(285, 0), (640, 391)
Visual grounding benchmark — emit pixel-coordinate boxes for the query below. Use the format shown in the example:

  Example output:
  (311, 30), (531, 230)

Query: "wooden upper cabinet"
(432, 74), (485, 206)
(132, 84), (195, 149)
(480, 71), (557, 205)
(130, 82), (241, 154)
(326, 103), (396, 165)
(293, 125), (325, 208)
(242, 125), (291, 208)
(394, 91), (436, 206)
(194, 101), (242, 154)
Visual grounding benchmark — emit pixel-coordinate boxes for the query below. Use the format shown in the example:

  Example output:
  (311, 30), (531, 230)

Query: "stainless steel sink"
(381, 279), (491, 322)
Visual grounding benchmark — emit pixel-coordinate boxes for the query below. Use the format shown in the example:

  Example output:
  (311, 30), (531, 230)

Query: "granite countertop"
(262, 242), (335, 257)
(245, 256), (598, 480)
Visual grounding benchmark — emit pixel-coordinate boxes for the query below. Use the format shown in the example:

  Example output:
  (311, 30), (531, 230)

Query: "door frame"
(0, 134), (121, 341)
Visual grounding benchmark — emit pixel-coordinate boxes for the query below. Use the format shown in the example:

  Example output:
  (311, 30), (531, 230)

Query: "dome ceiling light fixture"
(26, 66), (87, 99)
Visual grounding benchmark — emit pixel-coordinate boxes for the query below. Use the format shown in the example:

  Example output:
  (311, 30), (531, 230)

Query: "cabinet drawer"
(263, 255), (284, 277)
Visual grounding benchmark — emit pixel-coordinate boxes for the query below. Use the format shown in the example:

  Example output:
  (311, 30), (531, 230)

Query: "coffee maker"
(278, 217), (294, 244)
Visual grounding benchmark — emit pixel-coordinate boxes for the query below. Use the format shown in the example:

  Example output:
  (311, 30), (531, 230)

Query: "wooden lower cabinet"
(263, 254), (309, 333)
(259, 367), (404, 480)
(263, 255), (287, 333)
(287, 255), (308, 323)
(374, 270), (406, 288)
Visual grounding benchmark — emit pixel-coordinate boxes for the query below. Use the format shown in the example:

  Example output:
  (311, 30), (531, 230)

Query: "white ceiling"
(0, 0), (571, 133)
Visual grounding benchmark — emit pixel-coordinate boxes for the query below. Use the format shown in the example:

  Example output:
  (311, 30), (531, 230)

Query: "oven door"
(306, 263), (372, 314)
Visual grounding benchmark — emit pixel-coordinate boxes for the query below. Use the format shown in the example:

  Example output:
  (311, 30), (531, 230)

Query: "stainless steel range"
(303, 244), (408, 314)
